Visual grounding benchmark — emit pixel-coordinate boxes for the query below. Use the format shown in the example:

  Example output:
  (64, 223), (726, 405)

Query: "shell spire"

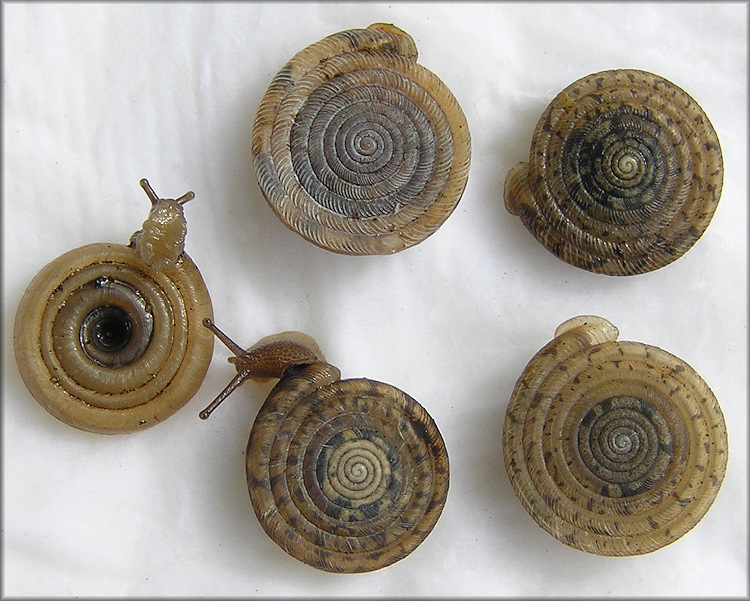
(503, 315), (728, 555)
(504, 69), (723, 275)
(199, 321), (450, 572)
(251, 24), (471, 255)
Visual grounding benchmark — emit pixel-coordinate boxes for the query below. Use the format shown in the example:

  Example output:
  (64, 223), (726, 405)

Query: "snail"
(252, 22), (471, 255)
(199, 319), (450, 573)
(13, 179), (214, 434)
(504, 69), (723, 275)
(502, 315), (728, 556)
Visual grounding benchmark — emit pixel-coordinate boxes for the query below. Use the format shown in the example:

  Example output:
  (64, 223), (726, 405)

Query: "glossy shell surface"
(252, 23), (471, 255)
(246, 361), (450, 572)
(502, 316), (728, 555)
(504, 69), (723, 275)
(13, 243), (214, 434)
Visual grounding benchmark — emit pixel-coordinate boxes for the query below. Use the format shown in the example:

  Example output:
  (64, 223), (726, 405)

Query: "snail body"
(130, 179), (193, 270)
(252, 23), (471, 255)
(200, 320), (449, 573)
(504, 69), (723, 275)
(502, 316), (728, 556)
(13, 179), (214, 434)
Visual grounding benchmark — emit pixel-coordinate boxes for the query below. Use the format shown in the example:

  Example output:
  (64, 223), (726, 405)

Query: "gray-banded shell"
(200, 322), (449, 573)
(252, 23), (471, 255)
(502, 316), (728, 556)
(13, 181), (214, 434)
(504, 69), (723, 275)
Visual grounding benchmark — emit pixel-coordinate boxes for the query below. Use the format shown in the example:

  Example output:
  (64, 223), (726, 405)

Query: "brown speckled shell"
(252, 23), (471, 255)
(504, 69), (723, 275)
(246, 361), (449, 573)
(502, 316), (728, 556)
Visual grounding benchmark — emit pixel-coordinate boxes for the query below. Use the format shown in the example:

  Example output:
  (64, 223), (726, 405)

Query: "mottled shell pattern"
(502, 316), (728, 556)
(13, 180), (214, 434)
(504, 69), (723, 275)
(252, 23), (471, 255)
(200, 321), (450, 573)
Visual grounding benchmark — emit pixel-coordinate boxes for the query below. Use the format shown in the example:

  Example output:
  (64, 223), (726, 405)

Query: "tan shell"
(502, 316), (728, 556)
(200, 322), (450, 573)
(504, 69), (723, 275)
(13, 181), (214, 434)
(252, 23), (471, 255)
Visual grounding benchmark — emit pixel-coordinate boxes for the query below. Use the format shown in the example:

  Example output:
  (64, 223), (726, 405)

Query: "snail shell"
(200, 320), (450, 573)
(252, 23), (471, 255)
(13, 179), (214, 434)
(502, 316), (728, 555)
(504, 69), (723, 275)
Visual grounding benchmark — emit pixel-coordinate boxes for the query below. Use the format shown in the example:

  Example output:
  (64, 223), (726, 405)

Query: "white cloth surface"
(3, 2), (747, 596)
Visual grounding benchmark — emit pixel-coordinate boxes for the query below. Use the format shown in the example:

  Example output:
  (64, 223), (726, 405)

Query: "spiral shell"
(200, 322), (449, 573)
(502, 316), (728, 556)
(13, 182), (214, 434)
(252, 23), (471, 255)
(504, 69), (723, 275)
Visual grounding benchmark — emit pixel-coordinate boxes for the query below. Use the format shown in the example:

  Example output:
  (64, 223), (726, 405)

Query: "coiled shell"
(252, 23), (471, 255)
(200, 322), (449, 573)
(502, 316), (728, 556)
(248, 362), (449, 573)
(504, 69), (723, 275)
(13, 182), (214, 434)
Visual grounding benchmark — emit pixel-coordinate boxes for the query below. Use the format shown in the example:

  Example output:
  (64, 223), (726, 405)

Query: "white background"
(3, 2), (747, 597)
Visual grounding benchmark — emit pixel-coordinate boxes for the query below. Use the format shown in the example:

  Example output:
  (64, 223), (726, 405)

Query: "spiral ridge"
(503, 316), (727, 555)
(246, 362), (449, 572)
(504, 69), (723, 275)
(13, 243), (214, 433)
(253, 24), (471, 255)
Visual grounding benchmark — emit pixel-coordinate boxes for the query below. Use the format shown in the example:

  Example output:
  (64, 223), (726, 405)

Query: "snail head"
(130, 178), (194, 270)
(199, 319), (326, 420)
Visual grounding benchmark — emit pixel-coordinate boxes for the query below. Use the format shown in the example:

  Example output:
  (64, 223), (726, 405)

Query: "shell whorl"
(199, 322), (449, 572)
(502, 316), (728, 556)
(252, 23), (471, 255)
(504, 69), (723, 275)
(13, 243), (214, 434)
(247, 362), (450, 573)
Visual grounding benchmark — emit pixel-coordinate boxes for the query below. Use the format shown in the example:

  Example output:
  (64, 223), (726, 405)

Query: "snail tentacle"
(139, 178), (160, 205)
(203, 318), (249, 358)
(199, 369), (252, 420)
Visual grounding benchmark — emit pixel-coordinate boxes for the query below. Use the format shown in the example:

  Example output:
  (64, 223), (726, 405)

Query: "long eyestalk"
(140, 177), (194, 206)
(198, 319), (326, 420)
(199, 369), (252, 420)
(139, 178), (160, 206)
(203, 318), (248, 357)
(199, 319), (252, 420)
